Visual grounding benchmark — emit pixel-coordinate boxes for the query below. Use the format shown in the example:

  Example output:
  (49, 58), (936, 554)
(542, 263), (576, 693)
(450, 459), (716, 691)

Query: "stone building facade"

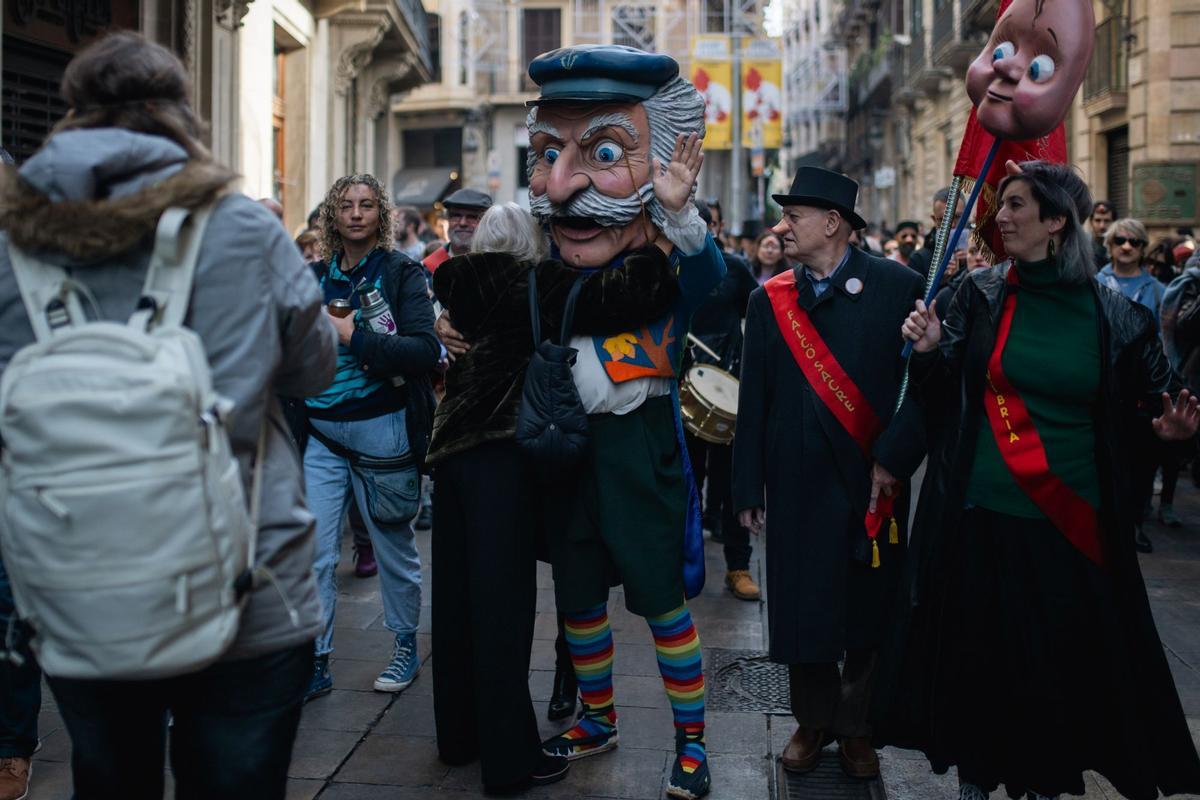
(387, 0), (767, 229)
(778, 0), (1199, 238)
(1, 0), (432, 234)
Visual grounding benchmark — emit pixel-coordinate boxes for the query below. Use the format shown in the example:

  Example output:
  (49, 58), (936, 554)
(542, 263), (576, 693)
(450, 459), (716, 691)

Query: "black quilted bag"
(514, 269), (588, 467)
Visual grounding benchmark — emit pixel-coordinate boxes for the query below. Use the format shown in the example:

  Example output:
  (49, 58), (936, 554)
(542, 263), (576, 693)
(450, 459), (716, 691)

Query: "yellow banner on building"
(691, 36), (733, 150)
(742, 41), (782, 149)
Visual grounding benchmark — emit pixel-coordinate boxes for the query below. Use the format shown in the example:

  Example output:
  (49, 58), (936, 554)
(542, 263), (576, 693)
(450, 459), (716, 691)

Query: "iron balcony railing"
(1084, 16), (1127, 101)
(394, 0), (432, 73)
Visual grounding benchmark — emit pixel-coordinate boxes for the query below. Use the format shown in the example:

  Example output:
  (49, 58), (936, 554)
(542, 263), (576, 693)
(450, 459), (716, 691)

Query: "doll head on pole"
(965, 0), (1094, 140)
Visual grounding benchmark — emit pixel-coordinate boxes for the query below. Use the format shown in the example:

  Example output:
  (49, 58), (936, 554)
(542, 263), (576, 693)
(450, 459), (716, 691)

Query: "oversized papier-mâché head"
(526, 45), (705, 267)
(965, 0), (1094, 140)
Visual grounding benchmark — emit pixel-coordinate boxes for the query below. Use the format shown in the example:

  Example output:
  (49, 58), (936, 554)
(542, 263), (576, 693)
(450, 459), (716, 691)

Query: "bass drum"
(679, 365), (739, 445)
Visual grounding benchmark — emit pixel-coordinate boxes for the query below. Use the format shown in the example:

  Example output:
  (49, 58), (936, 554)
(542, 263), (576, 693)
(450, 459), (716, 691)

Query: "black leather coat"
(908, 262), (1174, 576)
(875, 263), (1200, 796)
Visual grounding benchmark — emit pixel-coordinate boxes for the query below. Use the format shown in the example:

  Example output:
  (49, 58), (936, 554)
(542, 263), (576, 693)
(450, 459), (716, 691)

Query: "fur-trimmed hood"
(0, 128), (235, 264)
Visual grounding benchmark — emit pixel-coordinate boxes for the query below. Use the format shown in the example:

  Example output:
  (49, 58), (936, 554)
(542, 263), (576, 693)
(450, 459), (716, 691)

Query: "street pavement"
(22, 479), (1200, 799)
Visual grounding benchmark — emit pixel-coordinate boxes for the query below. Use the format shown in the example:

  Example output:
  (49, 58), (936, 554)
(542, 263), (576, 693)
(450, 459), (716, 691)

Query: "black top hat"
(772, 167), (866, 230)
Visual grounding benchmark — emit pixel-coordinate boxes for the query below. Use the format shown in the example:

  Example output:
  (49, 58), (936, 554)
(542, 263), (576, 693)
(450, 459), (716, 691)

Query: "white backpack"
(0, 204), (263, 680)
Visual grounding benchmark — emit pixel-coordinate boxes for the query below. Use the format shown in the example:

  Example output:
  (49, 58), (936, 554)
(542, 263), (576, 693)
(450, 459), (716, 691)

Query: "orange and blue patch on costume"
(593, 315), (679, 383)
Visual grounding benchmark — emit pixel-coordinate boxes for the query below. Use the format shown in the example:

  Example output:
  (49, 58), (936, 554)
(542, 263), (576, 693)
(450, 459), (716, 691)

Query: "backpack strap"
(7, 245), (93, 342)
(131, 204), (217, 331)
(558, 275), (585, 345)
(527, 266), (542, 347)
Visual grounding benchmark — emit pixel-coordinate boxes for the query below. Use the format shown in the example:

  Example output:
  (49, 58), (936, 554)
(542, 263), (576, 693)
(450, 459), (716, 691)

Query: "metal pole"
(893, 174), (962, 412)
(730, 29), (744, 236)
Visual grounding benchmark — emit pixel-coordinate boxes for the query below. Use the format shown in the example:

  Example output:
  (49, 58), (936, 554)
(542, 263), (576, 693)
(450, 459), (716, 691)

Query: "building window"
(272, 50), (286, 209)
(404, 128), (464, 169)
(522, 9), (562, 90)
(612, 5), (655, 51)
(458, 11), (470, 85)
(703, 0), (727, 33)
(517, 146), (530, 188)
(428, 14), (442, 83)
(1106, 126), (1129, 219)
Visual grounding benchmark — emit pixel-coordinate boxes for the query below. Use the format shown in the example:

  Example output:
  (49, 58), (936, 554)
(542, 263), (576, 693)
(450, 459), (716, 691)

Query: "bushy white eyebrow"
(529, 120), (563, 139)
(582, 112), (639, 142)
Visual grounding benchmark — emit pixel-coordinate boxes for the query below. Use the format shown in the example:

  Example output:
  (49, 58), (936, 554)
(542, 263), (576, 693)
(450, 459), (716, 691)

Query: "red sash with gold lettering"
(765, 271), (898, 566)
(983, 269), (1105, 567)
(765, 271), (883, 453)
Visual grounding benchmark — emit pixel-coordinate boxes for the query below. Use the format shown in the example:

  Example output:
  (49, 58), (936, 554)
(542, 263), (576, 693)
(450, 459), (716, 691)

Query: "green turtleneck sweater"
(966, 256), (1102, 518)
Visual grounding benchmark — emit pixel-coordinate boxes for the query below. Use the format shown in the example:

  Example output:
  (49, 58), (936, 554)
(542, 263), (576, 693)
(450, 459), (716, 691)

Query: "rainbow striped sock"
(648, 604), (706, 773)
(561, 604), (618, 749)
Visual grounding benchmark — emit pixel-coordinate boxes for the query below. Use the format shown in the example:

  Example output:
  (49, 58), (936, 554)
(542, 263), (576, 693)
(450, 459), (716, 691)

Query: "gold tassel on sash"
(888, 518), (899, 544)
(871, 538), (881, 568)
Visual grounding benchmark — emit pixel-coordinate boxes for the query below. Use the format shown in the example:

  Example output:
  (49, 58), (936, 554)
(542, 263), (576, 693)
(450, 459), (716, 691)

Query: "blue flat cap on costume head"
(528, 45), (679, 104)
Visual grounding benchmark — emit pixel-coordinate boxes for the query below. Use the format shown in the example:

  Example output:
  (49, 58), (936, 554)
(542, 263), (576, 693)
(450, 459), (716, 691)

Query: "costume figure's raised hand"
(652, 133), (703, 213)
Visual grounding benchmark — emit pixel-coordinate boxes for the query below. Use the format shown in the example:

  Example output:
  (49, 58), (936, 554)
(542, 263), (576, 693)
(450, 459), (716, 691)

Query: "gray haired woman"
(425, 202), (680, 794)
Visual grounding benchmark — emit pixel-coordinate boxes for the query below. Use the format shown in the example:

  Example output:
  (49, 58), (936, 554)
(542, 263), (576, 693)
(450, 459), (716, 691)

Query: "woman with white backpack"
(0, 32), (337, 799)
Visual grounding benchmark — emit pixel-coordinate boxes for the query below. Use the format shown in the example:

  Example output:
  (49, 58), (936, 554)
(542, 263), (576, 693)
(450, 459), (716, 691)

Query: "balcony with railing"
(930, 0), (983, 70)
(1084, 17), (1128, 112)
(851, 39), (904, 108)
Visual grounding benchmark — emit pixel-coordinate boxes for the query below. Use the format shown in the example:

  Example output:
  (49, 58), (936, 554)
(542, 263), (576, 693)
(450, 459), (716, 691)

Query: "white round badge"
(845, 277), (863, 295)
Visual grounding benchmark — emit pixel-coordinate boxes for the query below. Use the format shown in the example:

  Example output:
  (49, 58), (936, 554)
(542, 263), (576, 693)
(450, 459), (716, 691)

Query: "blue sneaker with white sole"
(374, 633), (419, 692)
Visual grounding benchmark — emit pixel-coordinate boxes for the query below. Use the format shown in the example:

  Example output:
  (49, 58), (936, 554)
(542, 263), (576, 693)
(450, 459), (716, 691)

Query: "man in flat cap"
(423, 188), (492, 274)
(732, 167), (925, 779)
(525, 44), (723, 800)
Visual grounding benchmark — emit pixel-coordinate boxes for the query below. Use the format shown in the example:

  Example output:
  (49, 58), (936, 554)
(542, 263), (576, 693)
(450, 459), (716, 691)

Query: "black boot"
(547, 665), (578, 721)
(1135, 525), (1153, 553)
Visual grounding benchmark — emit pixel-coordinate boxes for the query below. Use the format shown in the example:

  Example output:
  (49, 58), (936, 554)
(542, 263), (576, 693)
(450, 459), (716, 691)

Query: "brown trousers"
(787, 649), (878, 738)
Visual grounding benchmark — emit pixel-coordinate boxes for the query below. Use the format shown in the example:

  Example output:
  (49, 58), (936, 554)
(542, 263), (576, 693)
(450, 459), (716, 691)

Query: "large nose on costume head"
(992, 56), (1023, 85)
(546, 148), (592, 206)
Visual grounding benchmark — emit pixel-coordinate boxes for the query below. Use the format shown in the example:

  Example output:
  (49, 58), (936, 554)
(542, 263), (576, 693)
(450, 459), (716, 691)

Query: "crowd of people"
(1, 30), (1200, 800)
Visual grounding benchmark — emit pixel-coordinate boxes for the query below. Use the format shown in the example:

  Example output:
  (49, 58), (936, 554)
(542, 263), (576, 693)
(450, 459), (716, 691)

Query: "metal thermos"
(357, 287), (396, 335)
(356, 287), (405, 386)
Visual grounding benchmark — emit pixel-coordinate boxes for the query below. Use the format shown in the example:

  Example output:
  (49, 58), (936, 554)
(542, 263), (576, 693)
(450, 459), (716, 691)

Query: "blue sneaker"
(305, 654), (332, 702)
(374, 633), (419, 692)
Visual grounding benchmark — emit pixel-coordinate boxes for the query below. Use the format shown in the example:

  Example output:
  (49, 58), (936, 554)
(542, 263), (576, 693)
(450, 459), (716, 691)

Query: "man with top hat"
(521, 44), (723, 800)
(423, 188), (492, 274)
(732, 167), (925, 779)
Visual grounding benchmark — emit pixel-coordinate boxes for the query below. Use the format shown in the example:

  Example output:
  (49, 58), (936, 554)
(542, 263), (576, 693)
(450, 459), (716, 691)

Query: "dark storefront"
(3, 1), (141, 162)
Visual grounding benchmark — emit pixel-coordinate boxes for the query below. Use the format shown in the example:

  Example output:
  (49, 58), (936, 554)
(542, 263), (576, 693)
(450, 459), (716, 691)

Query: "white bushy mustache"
(529, 182), (666, 230)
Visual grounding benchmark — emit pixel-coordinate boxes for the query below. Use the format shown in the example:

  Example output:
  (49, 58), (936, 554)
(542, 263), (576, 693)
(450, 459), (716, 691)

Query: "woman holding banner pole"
(877, 161), (1200, 800)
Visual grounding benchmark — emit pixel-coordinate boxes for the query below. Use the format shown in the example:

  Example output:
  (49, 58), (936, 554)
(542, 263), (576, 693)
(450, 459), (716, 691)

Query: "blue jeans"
(0, 552), (40, 758)
(304, 410), (422, 656)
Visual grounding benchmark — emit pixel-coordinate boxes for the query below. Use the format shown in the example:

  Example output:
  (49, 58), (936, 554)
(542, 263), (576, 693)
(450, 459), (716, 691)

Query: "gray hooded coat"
(0, 129), (336, 661)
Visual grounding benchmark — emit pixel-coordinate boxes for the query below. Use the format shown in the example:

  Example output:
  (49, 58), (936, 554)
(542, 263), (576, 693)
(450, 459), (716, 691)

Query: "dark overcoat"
(873, 264), (1200, 799)
(732, 247), (925, 664)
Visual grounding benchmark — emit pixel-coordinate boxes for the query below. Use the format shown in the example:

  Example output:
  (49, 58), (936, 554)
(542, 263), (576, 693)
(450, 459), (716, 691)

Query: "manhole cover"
(705, 649), (791, 714)
(777, 756), (883, 800)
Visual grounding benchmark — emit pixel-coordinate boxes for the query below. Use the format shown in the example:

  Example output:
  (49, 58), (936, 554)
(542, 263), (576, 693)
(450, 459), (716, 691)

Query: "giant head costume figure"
(966, 0), (1094, 140)
(525, 45), (705, 267)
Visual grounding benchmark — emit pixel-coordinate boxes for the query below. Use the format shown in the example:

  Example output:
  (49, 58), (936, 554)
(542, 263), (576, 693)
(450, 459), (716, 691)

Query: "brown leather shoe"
(725, 570), (761, 601)
(838, 737), (879, 778)
(0, 757), (30, 800)
(780, 727), (824, 773)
